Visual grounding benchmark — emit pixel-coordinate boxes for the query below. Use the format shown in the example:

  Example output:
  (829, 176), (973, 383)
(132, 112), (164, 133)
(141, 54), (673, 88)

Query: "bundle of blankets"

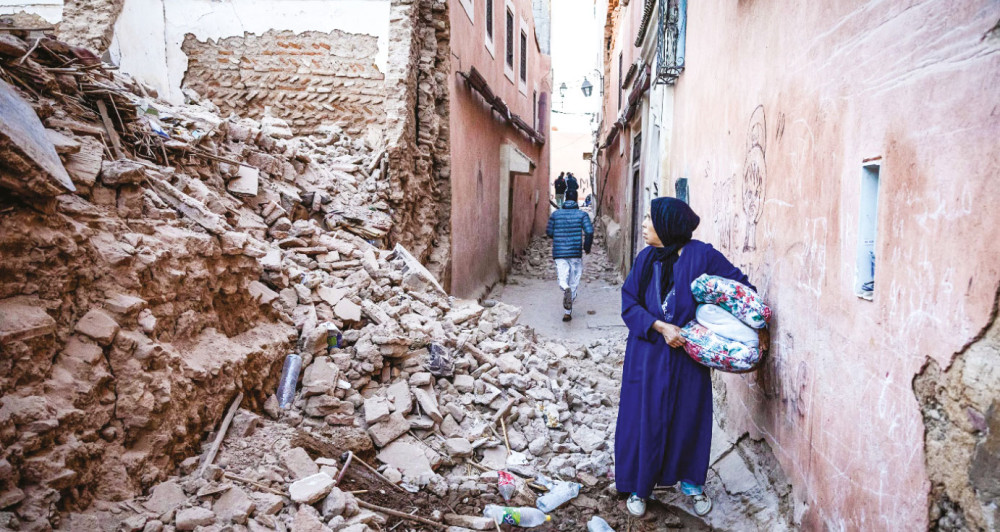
(680, 275), (772, 373)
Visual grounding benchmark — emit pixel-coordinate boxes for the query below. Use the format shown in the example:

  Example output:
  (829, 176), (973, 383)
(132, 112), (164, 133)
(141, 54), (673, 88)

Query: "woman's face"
(642, 215), (663, 247)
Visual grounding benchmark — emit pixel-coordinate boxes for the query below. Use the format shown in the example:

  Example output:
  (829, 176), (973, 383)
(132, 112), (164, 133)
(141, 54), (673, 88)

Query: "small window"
(520, 30), (527, 82)
(486, 0), (494, 39)
(855, 162), (881, 299)
(617, 52), (623, 110)
(675, 178), (689, 203)
(506, 9), (514, 68)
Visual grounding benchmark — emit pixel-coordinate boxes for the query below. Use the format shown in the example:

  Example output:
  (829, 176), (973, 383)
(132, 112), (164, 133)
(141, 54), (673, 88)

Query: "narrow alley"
(0, 0), (998, 531)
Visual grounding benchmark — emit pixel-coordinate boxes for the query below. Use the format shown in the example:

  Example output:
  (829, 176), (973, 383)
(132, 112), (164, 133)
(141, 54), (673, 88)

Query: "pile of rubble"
(0, 29), (656, 532)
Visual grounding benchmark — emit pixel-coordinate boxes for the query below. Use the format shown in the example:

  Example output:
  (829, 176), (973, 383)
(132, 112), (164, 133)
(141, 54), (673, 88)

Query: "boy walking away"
(546, 190), (594, 321)
(554, 172), (567, 208)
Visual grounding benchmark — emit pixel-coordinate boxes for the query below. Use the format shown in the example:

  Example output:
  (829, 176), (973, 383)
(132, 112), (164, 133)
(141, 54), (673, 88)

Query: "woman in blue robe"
(615, 197), (753, 517)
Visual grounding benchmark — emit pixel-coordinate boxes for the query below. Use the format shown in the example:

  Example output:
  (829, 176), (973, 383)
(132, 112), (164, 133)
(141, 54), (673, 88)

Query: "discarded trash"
(276, 353), (303, 409)
(506, 451), (530, 466)
(535, 475), (581, 512)
(483, 505), (551, 527)
(587, 516), (615, 532)
(426, 342), (454, 377)
(498, 470), (517, 501)
(323, 321), (342, 354)
(539, 403), (560, 428)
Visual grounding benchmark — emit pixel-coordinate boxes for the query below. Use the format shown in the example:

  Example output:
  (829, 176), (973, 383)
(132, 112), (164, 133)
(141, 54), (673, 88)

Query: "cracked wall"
(914, 289), (1000, 531)
(182, 29), (387, 138)
(650, 0), (1000, 528)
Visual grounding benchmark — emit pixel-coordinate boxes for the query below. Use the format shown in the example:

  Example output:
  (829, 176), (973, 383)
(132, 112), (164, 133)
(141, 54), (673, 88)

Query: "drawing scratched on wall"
(742, 105), (767, 252)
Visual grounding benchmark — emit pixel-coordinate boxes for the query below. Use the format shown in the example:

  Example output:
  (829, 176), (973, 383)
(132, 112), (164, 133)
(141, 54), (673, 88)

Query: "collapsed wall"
(0, 1), (123, 53)
(181, 29), (387, 138)
(0, 27), (393, 528)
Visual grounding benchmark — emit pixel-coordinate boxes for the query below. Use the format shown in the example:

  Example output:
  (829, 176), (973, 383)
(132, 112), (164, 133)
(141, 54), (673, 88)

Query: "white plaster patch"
(0, 0), (62, 23)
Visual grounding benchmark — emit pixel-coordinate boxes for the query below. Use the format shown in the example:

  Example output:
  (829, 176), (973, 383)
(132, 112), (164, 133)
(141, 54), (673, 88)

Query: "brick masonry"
(181, 29), (387, 137)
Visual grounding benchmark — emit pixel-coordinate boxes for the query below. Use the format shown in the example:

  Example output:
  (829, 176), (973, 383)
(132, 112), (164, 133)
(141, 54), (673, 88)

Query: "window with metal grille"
(486, 0), (493, 40)
(520, 30), (527, 81)
(506, 9), (514, 68)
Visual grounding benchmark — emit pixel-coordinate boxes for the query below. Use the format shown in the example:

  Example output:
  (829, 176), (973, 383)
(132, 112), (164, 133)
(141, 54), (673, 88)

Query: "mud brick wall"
(181, 29), (386, 137)
(382, 0), (452, 288)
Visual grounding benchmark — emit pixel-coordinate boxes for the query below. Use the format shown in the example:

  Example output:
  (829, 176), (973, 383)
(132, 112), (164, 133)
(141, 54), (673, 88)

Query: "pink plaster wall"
(596, 0), (643, 274)
(665, 1), (1000, 528)
(448, 0), (552, 298)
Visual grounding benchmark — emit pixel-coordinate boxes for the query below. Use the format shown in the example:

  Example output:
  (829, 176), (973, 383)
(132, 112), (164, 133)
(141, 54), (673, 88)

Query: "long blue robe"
(614, 240), (752, 497)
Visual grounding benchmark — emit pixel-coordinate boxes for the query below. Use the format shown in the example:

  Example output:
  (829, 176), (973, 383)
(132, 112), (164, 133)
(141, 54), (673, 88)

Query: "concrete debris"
(289, 473), (336, 504)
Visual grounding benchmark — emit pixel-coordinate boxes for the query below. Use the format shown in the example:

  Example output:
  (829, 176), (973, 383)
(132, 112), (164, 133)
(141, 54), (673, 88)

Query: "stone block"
(0, 297), (56, 342)
(444, 514), (494, 530)
(302, 357), (339, 397)
(227, 166), (260, 197)
(104, 293), (147, 315)
(213, 486), (255, 524)
(412, 386), (443, 423)
(386, 380), (413, 414)
(99, 159), (146, 186)
(377, 436), (435, 480)
(283, 447), (319, 479)
(368, 412), (411, 447)
(251, 492), (284, 515)
(444, 438), (473, 458)
(74, 308), (119, 346)
(289, 472), (335, 504)
(334, 299), (362, 321)
(175, 507), (215, 531)
(364, 396), (391, 424)
(453, 375), (474, 394)
(143, 481), (187, 515)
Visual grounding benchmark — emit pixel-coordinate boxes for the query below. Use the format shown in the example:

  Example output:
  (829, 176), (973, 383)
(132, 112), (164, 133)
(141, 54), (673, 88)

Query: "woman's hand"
(653, 321), (687, 348)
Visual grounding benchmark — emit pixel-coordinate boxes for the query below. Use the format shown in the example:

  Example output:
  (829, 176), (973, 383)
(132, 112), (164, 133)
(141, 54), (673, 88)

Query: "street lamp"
(559, 82), (567, 99)
(581, 77), (593, 97)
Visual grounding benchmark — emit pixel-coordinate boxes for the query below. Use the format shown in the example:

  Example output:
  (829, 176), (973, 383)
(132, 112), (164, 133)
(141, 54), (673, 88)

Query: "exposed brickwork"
(181, 30), (386, 137)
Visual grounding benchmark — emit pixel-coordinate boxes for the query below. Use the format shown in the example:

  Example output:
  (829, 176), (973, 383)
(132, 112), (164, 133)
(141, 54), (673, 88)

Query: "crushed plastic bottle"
(587, 516), (615, 532)
(535, 475), (581, 512)
(483, 505), (550, 527)
(497, 470), (517, 502)
(276, 353), (302, 409)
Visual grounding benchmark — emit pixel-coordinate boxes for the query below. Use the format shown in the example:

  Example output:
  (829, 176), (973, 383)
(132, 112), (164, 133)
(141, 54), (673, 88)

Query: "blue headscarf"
(638, 197), (700, 310)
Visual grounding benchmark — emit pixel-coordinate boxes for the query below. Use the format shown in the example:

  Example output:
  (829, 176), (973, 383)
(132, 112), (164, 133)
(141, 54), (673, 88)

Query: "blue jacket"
(546, 201), (594, 259)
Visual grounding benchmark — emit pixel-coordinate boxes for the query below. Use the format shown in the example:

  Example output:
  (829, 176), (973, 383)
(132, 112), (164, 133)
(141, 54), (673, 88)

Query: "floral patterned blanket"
(690, 274), (771, 329)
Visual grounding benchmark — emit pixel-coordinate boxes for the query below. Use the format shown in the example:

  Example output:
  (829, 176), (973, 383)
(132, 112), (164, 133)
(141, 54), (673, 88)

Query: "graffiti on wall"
(742, 105), (767, 252)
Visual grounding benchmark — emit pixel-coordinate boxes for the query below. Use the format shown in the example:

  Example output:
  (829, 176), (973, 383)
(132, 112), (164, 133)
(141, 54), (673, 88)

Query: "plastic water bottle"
(535, 478), (581, 512)
(587, 516), (615, 532)
(483, 505), (550, 527)
(276, 353), (302, 409)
